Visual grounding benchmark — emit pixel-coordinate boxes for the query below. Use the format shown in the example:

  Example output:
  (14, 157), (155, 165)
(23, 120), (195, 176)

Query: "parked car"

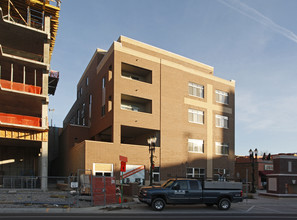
(138, 178), (243, 211)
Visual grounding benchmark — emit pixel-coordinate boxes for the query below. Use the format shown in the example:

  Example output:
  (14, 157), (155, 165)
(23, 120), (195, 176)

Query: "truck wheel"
(152, 198), (165, 211)
(218, 198), (231, 210)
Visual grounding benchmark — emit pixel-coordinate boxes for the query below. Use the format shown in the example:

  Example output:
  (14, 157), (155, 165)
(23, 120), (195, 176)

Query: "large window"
(215, 90), (229, 104)
(215, 115), (228, 128)
(188, 139), (204, 153)
(189, 82), (204, 98)
(188, 109), (204, 124)
(215, 142), (229, 155)
(186, 167), (205, 179)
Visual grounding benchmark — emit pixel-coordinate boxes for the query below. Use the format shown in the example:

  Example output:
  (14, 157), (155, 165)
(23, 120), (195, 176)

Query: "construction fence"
(0, 175), (119, 207)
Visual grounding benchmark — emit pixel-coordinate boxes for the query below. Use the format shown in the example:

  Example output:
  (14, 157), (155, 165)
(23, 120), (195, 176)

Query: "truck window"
(189, 180), (200, 190)
(173, 180), (188, 190)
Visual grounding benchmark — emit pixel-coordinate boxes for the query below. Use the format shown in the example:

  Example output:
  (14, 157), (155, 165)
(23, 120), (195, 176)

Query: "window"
(102, 77), (106, 88)
(153, 167), (160, 182)
(215, 90), (229, 104)
(81, 103), (85, 117)
(77, 110), (80, 125)
(188, 109), (204, 124)
(216, 115), (228, 128)
(80, 87), (83, 96)
(101, 105), (105, 117)
(186, 167), (205, 179)
(172, 180), (188, 190)
(288, 161), (292, 172)
(188, 139), (204, 153)
(89, 95), (92, 119)
(189, 180), (200, 190)
(86, 77), (89, 86)
(108, 65), (113, 81)
(213, 168), (229, 181)
(93, 163), (113, 177)
(189, 82), (204, 98)
(215, 142), (229, 155)
(108, 96), (112, 112)
(264, 165), (273, 171)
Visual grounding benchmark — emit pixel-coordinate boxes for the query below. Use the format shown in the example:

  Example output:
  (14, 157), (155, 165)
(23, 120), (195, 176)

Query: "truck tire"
(218, 198), (231, 210)
(152, 198), (166, 211)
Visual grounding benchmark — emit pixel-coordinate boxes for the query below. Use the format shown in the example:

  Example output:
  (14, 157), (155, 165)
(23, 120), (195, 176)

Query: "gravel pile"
(0, 190), (92, 208)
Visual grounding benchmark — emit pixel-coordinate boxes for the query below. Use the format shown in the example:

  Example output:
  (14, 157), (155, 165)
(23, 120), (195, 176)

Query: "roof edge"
(118, 35), (214, 73)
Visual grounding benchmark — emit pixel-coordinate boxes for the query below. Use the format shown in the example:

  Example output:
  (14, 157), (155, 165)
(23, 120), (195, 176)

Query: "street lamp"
(147, 137), (157, 186)
(249, 148), (258, 193)
(49, 108), (55, 127)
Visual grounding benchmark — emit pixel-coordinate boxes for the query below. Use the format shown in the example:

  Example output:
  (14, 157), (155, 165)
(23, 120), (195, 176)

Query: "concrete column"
(206, 84), (213, 180)
(39, 14), (51, 192)
(40, 141), (48, 191)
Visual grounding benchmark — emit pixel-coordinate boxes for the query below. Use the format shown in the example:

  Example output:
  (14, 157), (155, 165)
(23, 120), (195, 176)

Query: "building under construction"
(0, 0), (61, 190)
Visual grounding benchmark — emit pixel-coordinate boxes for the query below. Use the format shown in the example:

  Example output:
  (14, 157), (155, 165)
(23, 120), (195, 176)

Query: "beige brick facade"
(61, 36), (235, 184)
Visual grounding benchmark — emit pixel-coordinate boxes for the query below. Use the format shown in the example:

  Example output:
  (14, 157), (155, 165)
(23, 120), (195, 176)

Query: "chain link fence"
(0, 176), (92, 208)
(0, 175), (123, 207)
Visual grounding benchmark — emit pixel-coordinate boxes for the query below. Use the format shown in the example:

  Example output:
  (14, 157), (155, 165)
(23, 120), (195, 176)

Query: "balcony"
(121, 94), (152, 114)
(121, 63), (152, 84)
(0, 79), (41, 95)
(0, 112), (42, 129)
(1, 46), (43, 62)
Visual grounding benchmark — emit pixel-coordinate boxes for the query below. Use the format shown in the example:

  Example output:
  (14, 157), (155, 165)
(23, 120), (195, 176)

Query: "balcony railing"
(0, 112), (41, 127)
(0, 79), (41, 94)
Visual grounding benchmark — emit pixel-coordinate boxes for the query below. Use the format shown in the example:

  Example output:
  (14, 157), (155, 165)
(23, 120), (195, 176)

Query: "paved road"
(1, 194), (297, 219)
(0, 213), (297, 220)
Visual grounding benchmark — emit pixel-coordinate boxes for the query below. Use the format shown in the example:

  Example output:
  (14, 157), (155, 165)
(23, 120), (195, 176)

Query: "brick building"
(267, 154), (297, 195)
(235, 156), (273, 190)
(60, 36), (236, 184)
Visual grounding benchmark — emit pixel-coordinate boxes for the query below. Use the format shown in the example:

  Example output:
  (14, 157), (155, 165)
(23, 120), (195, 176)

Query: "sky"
(49, 0), (297, 156)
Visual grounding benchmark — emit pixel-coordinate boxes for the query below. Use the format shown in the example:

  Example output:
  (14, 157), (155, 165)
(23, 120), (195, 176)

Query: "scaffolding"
(0, 0), (61, 60)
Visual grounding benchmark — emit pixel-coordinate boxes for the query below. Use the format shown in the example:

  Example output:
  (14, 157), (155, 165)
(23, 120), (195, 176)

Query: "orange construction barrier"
(0, 112), (41, 127)
(0, 79), (41, 94)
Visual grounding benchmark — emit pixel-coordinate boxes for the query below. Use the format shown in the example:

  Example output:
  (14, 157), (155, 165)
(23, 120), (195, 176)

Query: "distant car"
(138, 178), (243, 211)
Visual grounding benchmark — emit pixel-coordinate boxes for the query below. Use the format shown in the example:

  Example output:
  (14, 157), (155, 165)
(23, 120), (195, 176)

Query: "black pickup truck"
(138, 178), (243, 211)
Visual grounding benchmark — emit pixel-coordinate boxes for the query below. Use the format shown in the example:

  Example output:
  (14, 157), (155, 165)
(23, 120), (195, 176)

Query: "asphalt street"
(0, 193), (297, 219)
(0, 213), (297, 220)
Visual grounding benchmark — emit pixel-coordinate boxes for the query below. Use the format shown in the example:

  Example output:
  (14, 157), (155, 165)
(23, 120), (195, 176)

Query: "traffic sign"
(119, 155), (128, 162)
(121, 161), (126, 172)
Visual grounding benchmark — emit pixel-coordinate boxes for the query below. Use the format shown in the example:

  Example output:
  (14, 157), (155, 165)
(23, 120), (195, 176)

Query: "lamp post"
(249, 148), (258, 193)
(147, 137), (157, 186)
(49, 108), (55, 127)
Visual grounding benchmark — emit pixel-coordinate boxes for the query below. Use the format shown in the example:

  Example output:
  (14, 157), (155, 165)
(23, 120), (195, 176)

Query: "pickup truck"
(138, 178), (243, 211)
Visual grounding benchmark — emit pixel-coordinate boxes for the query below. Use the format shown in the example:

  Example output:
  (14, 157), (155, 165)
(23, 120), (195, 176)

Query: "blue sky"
(49, 0), (297, 156)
